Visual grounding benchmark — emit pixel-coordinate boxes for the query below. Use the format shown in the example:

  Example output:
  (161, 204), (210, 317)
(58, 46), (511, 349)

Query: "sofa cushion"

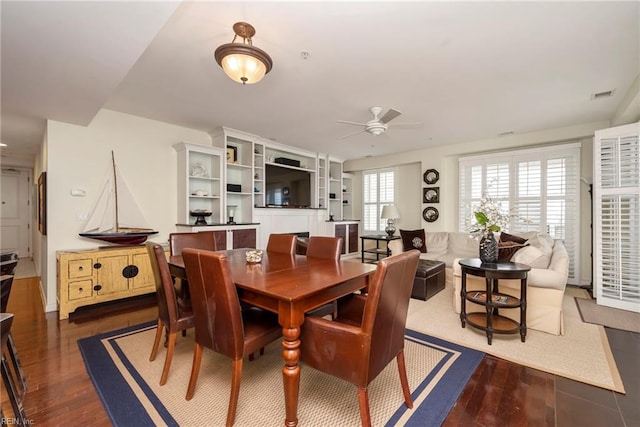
(499, 231), (527, 245)
(448, 232), (479, 258)
(512, 245), (550, 268)
(425, 232), (449, 254)
(498, 241), (527, 262)
(400, 229), (427, 253)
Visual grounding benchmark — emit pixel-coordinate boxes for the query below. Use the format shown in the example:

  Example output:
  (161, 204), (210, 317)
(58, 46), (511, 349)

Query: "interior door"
(1, 169), (31, 257)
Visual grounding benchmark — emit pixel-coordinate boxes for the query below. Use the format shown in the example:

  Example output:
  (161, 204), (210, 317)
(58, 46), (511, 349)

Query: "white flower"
(468, 193), (510, 237)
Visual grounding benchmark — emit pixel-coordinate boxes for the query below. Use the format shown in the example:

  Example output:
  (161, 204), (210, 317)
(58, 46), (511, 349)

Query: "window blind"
(594, 123), (640, 312)
(459, 143), (581, 284)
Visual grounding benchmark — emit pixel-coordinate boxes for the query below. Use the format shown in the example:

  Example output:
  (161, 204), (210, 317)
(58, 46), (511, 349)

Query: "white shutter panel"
(594, 123), (640, 312)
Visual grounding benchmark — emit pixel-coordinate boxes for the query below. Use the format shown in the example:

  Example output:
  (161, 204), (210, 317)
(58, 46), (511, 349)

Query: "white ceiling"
(2, 1), (638, 162)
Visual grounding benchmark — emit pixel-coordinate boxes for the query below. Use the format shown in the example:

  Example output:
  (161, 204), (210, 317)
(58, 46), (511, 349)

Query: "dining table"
(169, 248), (377, 426)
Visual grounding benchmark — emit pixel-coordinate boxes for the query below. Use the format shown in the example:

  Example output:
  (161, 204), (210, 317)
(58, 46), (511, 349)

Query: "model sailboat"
(79, 151), (158, 245)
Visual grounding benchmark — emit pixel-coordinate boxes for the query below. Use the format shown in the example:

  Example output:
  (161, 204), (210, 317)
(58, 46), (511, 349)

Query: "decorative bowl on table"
(245, 250), (263, 264)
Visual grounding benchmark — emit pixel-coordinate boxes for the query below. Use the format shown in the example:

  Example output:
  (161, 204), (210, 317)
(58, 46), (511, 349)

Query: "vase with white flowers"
(469, 193), (510, 263)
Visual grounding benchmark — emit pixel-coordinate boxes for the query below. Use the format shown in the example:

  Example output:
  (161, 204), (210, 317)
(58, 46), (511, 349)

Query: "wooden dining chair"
(182, 248), (282, 426)
(0, 275), (27, 396)
(1, 313), (27, 425)
(305, 236), (343, 319)
(300, 250), (420, 427)
(266, 234), (297, 255)
(146, 242), (195, 386)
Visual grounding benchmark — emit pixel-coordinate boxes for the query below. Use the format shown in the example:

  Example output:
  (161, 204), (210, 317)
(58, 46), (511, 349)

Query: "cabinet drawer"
(68, 259), (93, 278)
(68, 280), (93, 300)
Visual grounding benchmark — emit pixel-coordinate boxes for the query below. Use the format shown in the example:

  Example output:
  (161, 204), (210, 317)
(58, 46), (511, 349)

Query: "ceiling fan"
(336, 106), (422, 139)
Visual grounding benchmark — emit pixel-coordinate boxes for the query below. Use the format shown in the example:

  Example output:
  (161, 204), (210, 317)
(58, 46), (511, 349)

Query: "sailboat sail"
(80, 152), (157, 245)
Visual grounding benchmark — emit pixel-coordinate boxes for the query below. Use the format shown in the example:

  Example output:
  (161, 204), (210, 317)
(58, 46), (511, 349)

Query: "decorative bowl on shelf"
(190, 210), (212, 226)
(245, 250), (263, 264)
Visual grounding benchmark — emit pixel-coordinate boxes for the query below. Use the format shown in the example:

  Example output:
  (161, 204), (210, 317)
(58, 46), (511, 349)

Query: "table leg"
(361, 238), (365, 263)
(281, 325), (301, 426)
(460, 271), (467, 327)
(485, 278), (493, 345)
(520, 277), (527, 342)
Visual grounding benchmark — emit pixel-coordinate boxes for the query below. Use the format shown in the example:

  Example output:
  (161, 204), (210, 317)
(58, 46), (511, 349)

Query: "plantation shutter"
(594, 123), (640, 312)
(459, 143), (581, 284)
(363, 169), (395, 234)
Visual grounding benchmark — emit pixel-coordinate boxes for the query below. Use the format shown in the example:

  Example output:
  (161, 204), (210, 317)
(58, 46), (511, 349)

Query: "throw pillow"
(498, 241), (527, 262)
(499, 231), (527, 245)
(511, 245), (550, 268)
(400, 229), (427, 253)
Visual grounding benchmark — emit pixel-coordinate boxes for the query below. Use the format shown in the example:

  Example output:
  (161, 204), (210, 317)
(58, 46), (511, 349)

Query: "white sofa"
(389, 231), (570, 335)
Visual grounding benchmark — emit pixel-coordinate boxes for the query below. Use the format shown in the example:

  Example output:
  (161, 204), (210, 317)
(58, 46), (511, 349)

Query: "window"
(459, 143), (581, 284)
(363, 169), (395, 234)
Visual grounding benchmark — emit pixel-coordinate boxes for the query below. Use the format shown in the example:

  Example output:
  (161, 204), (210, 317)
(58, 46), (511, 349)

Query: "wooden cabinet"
(173, 142), (224, 225)
(57, 246), (156, 319)
(175, 224), (258, 250)
(327, 221), (359, 255)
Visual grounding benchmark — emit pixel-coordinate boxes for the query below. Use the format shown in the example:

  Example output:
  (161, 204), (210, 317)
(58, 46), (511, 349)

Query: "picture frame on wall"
(423, 168), (439, 185)
(226, 145), (238, 164)
(423, 187), (440, 203)
(38, 172), (47, 235)
(423, 206), (439, 222)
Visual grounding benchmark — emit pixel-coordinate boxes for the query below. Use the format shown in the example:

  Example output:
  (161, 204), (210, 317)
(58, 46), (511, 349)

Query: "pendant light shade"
(215, 22), (273, 85)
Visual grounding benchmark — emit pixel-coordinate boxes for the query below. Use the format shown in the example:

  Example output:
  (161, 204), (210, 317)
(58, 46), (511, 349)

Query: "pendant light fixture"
(214, 22), (273, 85)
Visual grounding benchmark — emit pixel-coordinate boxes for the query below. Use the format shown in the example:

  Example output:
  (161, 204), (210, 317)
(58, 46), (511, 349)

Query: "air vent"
(591, 90), (615, 100)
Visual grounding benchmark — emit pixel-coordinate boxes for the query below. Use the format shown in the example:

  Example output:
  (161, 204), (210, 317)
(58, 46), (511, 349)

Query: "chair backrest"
(169, 231), (217, 257)
(0, 275), (15, 313)
(1, 313), (14, 350)
(306, 236), (343, 261)
(146, 242), (180, 329)
(182, 248), (244, 358)
(1, 260), (18, 276)
(266, 234), (297, 255)
(361, 250), (420, 378)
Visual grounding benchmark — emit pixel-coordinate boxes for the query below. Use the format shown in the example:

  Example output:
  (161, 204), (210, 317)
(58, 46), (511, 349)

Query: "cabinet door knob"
(94, 262), (102, 269)
(78, 266), (83, 271)
(78, 287), (83, 292)
(93, 284), (102, 291)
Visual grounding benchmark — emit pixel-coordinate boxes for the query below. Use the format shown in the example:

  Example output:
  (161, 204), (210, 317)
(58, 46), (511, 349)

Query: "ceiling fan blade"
(338, 129), (366, 139)
(379, 108), (401, 124)
(336, 120), (367, 126)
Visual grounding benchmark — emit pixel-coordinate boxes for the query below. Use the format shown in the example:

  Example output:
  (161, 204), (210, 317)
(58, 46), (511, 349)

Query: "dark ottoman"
(412, 259), (445, 301)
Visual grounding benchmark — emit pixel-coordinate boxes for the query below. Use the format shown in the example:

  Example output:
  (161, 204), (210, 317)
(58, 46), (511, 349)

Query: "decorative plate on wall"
(423, 206), (439, 222)
(423, 169), (439, 185)
(423, 187), (439, 203)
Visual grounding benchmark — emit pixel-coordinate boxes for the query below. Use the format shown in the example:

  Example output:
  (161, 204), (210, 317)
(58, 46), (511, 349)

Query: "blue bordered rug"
(78, 322), (483, 426)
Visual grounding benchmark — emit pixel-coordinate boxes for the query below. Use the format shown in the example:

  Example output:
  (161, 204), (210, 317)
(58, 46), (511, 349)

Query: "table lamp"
(381, 205), (400, 237)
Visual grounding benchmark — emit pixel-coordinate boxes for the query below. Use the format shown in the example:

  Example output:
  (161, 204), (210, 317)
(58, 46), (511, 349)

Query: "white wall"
(345, 120), (608, 285)
(43, 109), (211, 311)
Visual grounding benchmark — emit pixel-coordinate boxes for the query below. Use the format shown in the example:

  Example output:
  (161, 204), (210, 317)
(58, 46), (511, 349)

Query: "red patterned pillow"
(499, 231), (527, 245)
(498, 240), (527, 262)
(400, 229), (427, 253)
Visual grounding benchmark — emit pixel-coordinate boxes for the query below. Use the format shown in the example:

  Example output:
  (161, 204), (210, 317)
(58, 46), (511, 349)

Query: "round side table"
(458, 258), (531, 345)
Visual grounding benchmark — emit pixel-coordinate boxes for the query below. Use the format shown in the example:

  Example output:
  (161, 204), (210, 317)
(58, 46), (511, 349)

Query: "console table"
(360, 234), (400, 263)
(459, 258), (530, 345)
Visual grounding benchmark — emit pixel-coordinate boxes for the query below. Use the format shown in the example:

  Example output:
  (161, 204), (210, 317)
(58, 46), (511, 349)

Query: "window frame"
(362, 168), (396, 235)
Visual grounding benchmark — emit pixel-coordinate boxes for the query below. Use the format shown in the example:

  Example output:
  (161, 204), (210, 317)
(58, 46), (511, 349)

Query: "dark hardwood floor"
(2, 277), (638, 426)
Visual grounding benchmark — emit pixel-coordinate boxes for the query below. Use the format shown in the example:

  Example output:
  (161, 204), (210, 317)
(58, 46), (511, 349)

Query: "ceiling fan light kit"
(214, 22), (273, 85)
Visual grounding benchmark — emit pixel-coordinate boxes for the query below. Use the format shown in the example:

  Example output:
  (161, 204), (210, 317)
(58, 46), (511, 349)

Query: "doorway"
(1, 167), (32, 257)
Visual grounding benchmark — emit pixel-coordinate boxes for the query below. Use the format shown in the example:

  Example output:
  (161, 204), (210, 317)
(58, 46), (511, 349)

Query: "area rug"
(78, 322), (483, 426)
(406, 284), (625, 393)
(575, 297), (640, 334)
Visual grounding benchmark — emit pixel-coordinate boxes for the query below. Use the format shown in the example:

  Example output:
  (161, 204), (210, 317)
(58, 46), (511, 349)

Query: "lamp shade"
(381, 205), (400, 219)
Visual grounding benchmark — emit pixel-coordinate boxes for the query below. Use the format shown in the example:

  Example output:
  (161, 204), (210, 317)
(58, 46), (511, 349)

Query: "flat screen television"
(265, 164), (311, 208)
